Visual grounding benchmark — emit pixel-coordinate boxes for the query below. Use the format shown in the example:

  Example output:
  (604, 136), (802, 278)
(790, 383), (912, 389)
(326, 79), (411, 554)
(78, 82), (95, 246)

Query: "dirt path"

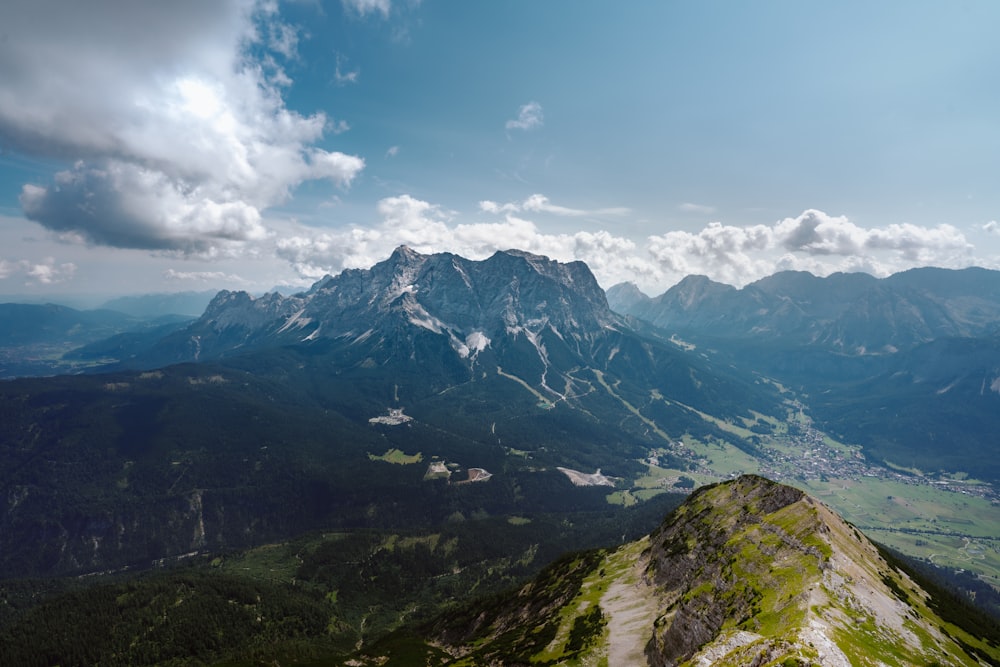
(599, 541), (660, 666)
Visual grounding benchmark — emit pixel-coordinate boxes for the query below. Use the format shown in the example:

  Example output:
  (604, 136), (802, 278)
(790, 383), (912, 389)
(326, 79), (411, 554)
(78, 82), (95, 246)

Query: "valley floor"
(616, 405), (1000, 587)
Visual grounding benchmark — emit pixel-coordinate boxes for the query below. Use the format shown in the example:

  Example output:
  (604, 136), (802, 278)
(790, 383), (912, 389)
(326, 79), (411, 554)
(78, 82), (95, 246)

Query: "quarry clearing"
(368, 408), (412, 425)
(556, 467), (615, 487)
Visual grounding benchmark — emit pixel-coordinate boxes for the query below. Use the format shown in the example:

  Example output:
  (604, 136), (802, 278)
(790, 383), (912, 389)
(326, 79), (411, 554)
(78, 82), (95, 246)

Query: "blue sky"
(2, 0), (999, 301)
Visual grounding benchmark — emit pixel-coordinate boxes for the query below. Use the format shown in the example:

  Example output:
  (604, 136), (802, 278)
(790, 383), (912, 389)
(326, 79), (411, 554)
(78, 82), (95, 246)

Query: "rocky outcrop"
(642, 477), (821, 666)
(425, 476), (996, 666)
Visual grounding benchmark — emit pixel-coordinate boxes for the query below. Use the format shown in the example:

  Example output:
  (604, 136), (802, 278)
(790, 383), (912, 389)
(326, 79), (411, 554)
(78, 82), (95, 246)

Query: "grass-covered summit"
(373, 475), (999, 666)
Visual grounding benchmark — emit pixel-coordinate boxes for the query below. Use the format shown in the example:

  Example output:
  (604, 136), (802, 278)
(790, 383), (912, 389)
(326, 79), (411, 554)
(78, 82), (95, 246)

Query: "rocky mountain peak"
(139, 248), (620, 366)
(388, 244), (425, 263)
(605, 281), (650, 314)
(660, 274), (735, 310)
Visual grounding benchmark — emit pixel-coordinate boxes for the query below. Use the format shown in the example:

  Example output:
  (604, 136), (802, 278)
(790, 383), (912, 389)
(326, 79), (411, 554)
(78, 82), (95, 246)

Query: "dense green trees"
(0, 495), (683, 666)
(0, 571), (329, 666)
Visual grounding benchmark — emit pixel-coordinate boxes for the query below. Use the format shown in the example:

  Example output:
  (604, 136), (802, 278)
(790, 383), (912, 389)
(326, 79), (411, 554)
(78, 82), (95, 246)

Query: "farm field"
(799, 476), (1000, 583)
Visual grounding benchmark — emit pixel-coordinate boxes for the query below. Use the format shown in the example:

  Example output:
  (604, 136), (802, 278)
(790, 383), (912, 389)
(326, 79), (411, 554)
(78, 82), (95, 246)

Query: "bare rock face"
(605, 280), (651, 314)
(643, 477), (818, 666)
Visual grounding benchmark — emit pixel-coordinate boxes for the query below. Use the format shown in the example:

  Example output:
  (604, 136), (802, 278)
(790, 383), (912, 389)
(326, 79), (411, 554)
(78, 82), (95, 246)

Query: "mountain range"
(1, 249), (999, 664)
(112, 246), (621, 368)
(607, 267), (1000, 354)
(0, 303), (192, 378)
(609, 267), (1000, 481)
(0, 248), (782, 579)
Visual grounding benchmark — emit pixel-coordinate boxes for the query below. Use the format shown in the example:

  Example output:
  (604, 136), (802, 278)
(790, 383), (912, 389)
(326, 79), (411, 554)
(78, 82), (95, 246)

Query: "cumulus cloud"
(20, 161), (268, 254)
(276, 194), (659, 286)
(647, 222), (774, 286)
(1, 1), (364, 255)
(775, 210), (865, 255)
(272, 198), (984, 294)
(773, 210), (970, 261)
(983, 221), (998, 234)
(0, 257), (76, 285)
(386, 145), (400, 158)
(645, 209), (975, 288)
(505, 101), (544, 131)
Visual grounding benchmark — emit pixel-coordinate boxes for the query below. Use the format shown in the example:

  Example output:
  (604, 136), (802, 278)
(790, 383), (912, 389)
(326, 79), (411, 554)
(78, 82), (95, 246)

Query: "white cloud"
(386, 145), (400, 158)
(276, 194), (660, 287)
(267, 21), (301, 60)
(506, 101), (544, 131)
(342, 0), (391, 18)
(272, 199), (986, 293)
(774, 209), (866, 255)
(647, 222), (774, 286)
(522, 194), (629, 217)
(479, 194), (628, 218)
(276, 195), (989, 294)
(773, 210), (971, 261)
(645, 209), (976, 289)
(0, 257), (76, 285)
(983, 220), (998, 234)
(865, 222), (969, 260)
(334, 52), (360, 84)
(164, 268), (249, 284)
(0, 1), (364, 255)
(19, 161), (269, 255)
(679, 202), (716, 214)
(478, 200), (519, 215)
